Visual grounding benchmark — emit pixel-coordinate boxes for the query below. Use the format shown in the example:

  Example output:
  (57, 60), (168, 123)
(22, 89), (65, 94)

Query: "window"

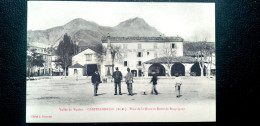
(138, 44), (142, 49)
(172, 43), (175, 48)
(74, 69), (78, 74)
(154, 43), (157, 49)
(147, 52), (150, 56)
(85, 54), (92, 61)
(124, 61), (128, 67)
(138, 61), (142, 66)
(137, 52), (142, 57)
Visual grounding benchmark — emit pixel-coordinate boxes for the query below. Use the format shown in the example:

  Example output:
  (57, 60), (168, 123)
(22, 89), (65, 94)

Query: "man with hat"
(150, 70), (158, 95)
(112, 67), (123, 95)
(125, 67), (134, 96)
(91, 69), (101, 96)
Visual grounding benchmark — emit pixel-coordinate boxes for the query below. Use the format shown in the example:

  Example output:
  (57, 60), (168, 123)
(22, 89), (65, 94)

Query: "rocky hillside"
(27, 17), (163, 48)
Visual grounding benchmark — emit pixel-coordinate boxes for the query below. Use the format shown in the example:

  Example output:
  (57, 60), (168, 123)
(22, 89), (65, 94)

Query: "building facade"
(27, 45), (53, 76)
(71, 35), (215, 78)
(71, 48), (101, 76)
(101, 36), (184, 77)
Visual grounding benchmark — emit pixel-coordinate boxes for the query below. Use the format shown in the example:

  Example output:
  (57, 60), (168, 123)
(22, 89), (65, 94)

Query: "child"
(175, 73), (182, 98)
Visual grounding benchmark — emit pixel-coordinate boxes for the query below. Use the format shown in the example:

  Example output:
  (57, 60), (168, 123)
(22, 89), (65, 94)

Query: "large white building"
(70, 35), (215, 78)
(101, 36), (184, 77)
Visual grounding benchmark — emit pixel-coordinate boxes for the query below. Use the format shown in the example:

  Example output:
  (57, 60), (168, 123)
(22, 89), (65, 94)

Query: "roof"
(144, 56), (197, 64)
(72, 48), (96, 57)
(101, 36), (184, 43)
(68, 63), (84, 68)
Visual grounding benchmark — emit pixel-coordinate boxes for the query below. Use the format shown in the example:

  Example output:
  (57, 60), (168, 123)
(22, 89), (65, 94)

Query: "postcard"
(26, 1), (216, 122)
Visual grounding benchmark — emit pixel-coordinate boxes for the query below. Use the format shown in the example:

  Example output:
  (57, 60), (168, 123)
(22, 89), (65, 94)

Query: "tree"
(110, 44), (123, 65)
(94, 44), (106, 62)
(183, 40), (215, 76)
(27, 49), (45, 80)
(159, 43), (176, 76)
(95, 44), (123, 71)
(194, 42), (215, 77)
(56, 33), (79, 77)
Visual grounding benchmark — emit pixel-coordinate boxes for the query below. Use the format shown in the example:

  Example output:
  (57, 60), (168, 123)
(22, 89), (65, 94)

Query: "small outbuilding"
(68, 63), (84, 76)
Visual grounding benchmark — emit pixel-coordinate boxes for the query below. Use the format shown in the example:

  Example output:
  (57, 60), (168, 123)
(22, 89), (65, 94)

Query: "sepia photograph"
(26, 1), (216, 122)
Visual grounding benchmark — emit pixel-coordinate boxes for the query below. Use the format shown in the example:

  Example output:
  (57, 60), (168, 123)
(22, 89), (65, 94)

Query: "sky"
(28, 1), (215, 42)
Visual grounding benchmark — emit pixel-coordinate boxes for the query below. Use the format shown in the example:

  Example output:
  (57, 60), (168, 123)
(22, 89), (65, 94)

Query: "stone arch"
(190, 62), (201, 76)
(171, 62), (185, 76)
(148, 63), (166, 76)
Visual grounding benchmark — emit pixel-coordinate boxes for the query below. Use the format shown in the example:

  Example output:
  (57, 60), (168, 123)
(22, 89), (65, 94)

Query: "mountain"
(113, 17), (162, 36)
(27, 17), (163, 49)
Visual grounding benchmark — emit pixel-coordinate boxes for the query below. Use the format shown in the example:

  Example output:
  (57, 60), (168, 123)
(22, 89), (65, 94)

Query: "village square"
(27, 32), (215, 105)
(25, 2), (216, 122)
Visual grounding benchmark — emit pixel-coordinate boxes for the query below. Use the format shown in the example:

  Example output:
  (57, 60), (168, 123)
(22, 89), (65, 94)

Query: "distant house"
(51, 55), (64, 76)
(68, 63), (84, 76)
(71, 48), (101, 76)
(27, 45), (52, 76)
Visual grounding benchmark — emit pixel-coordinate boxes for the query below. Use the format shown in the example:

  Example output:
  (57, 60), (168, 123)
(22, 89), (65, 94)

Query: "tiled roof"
(144, 56), (197, 64)
(101, 36), (184, 43)
(68, 63), (84, 68)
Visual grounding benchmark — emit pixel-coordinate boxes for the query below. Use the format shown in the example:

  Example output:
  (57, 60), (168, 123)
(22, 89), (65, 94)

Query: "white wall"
(102, 41), (183, 77)
(68, 68), (84, 76)
(72, 49), (99, 66)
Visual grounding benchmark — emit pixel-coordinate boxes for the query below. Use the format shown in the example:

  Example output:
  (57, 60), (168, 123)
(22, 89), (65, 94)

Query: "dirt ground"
(26, 76), (215, 106)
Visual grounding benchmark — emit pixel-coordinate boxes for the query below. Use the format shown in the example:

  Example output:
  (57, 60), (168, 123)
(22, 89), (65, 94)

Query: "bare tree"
(194, 41), (214, 77)
(110, 44), (123, 65)
(94, 44), (123, 72)
(158, 43), (176, 76)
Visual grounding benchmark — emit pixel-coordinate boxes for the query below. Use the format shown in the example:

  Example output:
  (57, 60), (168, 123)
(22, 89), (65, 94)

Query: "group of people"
(91, 67), (182, 98)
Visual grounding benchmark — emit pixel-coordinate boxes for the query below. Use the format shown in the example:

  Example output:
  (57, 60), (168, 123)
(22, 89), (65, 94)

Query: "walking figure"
(150, 71), (158, 95)
(125, 68), (134, 96)
(91, 69), (101, 96)
(175, 73), (182, 98)
(112, 67), (123, 95)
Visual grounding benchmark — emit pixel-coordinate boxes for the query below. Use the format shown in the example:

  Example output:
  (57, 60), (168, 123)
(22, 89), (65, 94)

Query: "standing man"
(91, 69), (101, 96)
(125, 68), (134, 96)
(175, 73), (182, 98)
(150, 71), (158, 95)
(112, 67), (122, 95)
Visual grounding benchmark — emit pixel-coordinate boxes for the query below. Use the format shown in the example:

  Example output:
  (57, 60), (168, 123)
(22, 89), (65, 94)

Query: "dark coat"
(91, 72), (101, 84)
(150, 74), (158, 85)
(112, 71), (122, 83)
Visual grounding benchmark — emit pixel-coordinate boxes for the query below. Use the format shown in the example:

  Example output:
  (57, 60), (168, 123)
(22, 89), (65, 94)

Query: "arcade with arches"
(148, 63), (166, 76)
